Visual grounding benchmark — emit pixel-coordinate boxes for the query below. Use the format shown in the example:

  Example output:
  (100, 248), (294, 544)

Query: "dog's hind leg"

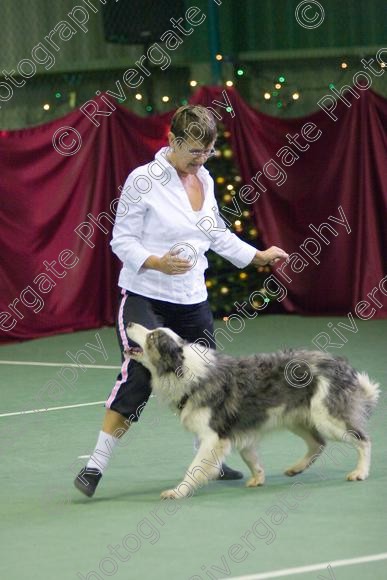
(317, 420), (371, 481)
(239, 446), (265, 487)
(284, 427), (326, 476)
(160, 435), (231, 499)
(345, 434), (371, 481)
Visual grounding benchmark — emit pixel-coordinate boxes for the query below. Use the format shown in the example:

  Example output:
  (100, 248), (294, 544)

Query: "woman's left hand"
(252, 247), (289, 267)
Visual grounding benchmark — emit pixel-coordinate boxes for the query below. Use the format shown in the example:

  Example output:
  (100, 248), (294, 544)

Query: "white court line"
(0, 360), (118, 370)
(227, 553), (387, 580)
(78, 455), (91, 459)
(0, 401), (105, 418)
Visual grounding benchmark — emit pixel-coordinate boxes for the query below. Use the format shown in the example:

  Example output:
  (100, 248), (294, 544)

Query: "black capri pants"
(105, 289), (215, 420)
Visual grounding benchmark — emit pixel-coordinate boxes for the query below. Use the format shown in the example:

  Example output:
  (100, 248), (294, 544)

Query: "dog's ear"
(155, 333), (184, 375)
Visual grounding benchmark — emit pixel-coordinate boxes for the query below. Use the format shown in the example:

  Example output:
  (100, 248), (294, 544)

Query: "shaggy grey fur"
(125, 323), (380, 495)
(150, 336), (375, 442)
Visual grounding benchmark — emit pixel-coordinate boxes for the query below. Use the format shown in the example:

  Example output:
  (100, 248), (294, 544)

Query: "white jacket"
(111, 147), (256, 304)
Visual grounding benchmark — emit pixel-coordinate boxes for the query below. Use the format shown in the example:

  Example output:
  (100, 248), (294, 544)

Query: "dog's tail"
(356, 371), (380, 416)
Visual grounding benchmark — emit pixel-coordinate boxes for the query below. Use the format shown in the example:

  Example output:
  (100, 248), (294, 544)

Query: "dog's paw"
(284, 460), (310, 476)
(346, 470), (368, 481)
(160, 488), (180, 499)
(284, 467), (304, 477)
(246, 474), (265, 487)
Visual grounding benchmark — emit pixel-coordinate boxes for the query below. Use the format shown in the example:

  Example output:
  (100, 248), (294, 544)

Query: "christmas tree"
(205, 126), (273, 319)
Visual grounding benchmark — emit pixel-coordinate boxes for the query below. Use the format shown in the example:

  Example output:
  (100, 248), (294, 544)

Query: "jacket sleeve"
(110, 174), (153, 275)
(208, 199), (257, 268)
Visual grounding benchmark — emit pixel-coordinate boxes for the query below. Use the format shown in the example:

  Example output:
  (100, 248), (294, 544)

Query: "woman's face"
(167, 132), (216, 176)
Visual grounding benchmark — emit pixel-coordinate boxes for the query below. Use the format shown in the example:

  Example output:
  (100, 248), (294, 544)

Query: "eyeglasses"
(187, 148), (216, 159)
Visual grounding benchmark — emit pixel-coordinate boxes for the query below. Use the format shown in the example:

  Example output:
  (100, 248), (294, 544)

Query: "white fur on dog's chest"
(180, 403), (212, 436)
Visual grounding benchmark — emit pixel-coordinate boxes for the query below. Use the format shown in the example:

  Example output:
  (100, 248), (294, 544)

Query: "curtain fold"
(191, 87), (387, 317)
(1, 87), (386, 342)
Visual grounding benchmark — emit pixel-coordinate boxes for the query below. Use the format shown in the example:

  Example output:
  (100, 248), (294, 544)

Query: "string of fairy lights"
(40, 56), (386, 113)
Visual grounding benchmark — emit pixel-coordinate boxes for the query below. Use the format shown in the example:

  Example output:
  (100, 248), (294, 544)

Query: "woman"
(74, 105), (288, 497)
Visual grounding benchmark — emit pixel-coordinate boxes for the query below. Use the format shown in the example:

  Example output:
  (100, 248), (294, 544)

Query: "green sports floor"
(1, 315), (386, 580)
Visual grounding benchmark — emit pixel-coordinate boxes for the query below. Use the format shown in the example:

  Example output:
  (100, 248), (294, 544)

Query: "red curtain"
(1, 87), (386, 342)
(191, 87), (387, 317)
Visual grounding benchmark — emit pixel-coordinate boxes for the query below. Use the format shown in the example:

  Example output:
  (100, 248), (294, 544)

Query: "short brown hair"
(170, 105), (217, 147)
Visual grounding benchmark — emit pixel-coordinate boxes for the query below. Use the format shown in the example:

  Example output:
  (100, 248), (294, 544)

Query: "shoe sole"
(74, 478), (95, 497)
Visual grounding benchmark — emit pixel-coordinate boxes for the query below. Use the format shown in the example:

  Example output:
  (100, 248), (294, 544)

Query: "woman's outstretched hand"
(252, 247), (289, 267)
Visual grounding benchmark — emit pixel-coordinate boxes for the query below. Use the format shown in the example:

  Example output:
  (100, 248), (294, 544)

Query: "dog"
(125, 322), (380, 499)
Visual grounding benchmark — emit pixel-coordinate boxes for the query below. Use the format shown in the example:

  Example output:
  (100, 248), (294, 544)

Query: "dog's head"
(125, 323), (184, 376)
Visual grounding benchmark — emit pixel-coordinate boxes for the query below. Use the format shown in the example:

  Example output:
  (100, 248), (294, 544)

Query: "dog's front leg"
(160, 437), (231, 499)
(240, 445), (265, 487)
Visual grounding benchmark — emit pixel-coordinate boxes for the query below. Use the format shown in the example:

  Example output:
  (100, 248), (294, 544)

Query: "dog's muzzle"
(125, 322), (147, 357)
